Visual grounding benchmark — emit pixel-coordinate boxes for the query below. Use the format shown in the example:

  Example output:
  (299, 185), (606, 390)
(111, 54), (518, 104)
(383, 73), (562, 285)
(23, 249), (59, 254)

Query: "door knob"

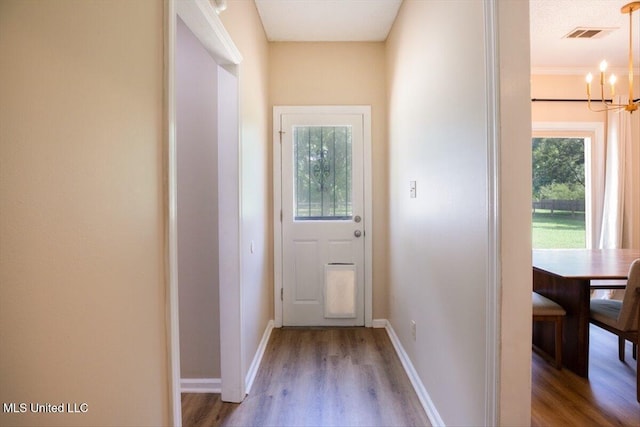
(354, 230), (362, 238)
(354, 215), (362, 223)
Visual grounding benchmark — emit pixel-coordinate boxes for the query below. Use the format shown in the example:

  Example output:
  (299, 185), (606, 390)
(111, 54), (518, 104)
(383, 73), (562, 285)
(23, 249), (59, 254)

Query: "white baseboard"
(372, 318), (388, 328)
(382, 319), (445, 427)
(180, 320), (273, 396)
(245, 319), (274, 394)
(180, 378), (221, 393)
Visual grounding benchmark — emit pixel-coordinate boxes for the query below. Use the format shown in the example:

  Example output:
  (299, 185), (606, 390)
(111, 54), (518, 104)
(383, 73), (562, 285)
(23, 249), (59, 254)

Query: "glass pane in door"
(294, 126), (352, 220)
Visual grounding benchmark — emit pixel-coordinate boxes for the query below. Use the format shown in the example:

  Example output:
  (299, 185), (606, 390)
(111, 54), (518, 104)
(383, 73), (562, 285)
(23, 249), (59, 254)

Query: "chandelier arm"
(628, 5), (634, 107)
(587, 100), (626, 113)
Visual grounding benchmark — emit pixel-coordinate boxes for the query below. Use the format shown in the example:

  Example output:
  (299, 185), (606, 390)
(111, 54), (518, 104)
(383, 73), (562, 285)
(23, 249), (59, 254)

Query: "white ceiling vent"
(564, 27), (617, 39)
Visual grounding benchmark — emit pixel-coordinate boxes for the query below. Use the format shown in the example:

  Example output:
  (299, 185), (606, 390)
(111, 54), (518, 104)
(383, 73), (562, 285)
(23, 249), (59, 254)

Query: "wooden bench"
(532, 291), (566, 369)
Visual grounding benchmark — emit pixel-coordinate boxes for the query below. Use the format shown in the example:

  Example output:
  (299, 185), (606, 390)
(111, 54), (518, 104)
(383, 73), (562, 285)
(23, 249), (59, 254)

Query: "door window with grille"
(294, 126), (352, 220)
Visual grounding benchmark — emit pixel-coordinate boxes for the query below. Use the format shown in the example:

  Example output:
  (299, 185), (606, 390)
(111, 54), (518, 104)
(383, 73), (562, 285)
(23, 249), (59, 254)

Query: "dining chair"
(589, 258), (640, 403)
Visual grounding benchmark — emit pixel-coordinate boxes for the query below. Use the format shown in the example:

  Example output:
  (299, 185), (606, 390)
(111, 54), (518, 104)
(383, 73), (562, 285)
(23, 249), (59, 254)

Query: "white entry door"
(277, 107), (369, 326)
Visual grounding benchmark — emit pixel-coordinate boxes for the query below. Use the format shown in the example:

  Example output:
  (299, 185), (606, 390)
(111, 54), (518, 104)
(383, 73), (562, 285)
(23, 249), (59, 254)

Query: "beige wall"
(220, 1), (272, 379)
(0, 1), (169, 426)
(532, 74), (640, 249)
(386, 0), (531, 424)
(269, 42), (389, 318)
(532, 74), (608, 122)
(386, 1), (492, 424)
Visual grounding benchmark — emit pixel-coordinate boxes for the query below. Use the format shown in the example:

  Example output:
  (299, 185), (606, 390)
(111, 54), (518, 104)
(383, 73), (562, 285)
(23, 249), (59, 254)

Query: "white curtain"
(598, 96), (630, 249)
(593, 96), (631, 300)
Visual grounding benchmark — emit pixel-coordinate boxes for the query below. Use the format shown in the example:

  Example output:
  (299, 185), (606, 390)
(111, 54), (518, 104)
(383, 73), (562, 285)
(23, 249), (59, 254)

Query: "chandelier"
(586, 1), (640, 113)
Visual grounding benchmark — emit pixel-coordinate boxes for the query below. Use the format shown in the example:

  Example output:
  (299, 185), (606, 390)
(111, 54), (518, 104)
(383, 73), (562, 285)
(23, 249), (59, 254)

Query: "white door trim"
(273, 106), (373, 328)
(165, 0), (243, 424)
(483, 1), (500, 425)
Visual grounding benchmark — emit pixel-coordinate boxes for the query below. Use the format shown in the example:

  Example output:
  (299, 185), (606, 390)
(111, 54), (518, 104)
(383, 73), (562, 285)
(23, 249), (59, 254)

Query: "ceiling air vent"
(564, 27), (616, 39)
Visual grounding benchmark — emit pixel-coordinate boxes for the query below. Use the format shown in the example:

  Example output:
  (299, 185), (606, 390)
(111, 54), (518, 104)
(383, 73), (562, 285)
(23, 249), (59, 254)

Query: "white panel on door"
(293, 240), (320, 302)
(327, 240), (353, 264)
(325, 264), (356, 318)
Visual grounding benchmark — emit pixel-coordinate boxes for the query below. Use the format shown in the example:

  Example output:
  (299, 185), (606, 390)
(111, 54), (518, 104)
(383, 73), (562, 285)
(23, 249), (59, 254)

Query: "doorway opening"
(167, 1), (243, 423)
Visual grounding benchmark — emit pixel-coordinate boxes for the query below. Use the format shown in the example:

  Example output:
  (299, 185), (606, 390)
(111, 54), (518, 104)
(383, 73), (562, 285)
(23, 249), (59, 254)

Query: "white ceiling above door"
(254, 0), (403, 41)
(251, 0), (639, 74)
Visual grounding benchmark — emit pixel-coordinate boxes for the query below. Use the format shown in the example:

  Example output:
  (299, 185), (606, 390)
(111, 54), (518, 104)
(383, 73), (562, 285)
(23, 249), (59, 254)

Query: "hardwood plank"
(181, 393), (239, 426)
(182, 327), (431, 427)
(532, 325), (640, 426)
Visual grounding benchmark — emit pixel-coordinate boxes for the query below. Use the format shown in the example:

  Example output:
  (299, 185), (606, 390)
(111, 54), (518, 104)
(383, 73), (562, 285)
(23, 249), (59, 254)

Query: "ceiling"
(253, 0), (640, 75)
(254, 0), (402, 42)
(530, 0), (639, 74)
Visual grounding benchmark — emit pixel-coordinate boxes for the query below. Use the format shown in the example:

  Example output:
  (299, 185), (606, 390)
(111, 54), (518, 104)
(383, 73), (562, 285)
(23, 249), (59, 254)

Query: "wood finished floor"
(182, 327), (431, 427)
(532, 324), (640, 426)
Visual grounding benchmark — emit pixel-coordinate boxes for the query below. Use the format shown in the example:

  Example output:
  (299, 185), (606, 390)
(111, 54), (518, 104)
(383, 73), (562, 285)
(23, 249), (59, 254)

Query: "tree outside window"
(532, 138), (586, 248)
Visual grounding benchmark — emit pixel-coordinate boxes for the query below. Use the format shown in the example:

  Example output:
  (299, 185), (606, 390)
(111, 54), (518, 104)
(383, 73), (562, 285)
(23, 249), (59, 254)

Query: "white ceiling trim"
(177, 0), (242, 64)
(532, 66), (640, 76)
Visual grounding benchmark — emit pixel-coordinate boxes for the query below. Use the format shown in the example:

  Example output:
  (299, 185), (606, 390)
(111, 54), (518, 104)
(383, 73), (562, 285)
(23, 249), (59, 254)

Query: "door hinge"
(280, 288), (283, 301)
(280, 210), (283, 222)
(278, 129), (285, 144)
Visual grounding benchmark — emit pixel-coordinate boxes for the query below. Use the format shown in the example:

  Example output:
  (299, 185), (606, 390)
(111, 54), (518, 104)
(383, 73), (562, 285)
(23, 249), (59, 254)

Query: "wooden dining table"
(532, 248), (640, 377)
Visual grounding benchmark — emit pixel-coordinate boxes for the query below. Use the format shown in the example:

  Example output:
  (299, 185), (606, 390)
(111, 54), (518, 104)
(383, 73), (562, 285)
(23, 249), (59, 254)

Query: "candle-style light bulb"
(598, 60), (607, 88)
(600, 60), (608, 72)
(609, 74), (617, 99)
